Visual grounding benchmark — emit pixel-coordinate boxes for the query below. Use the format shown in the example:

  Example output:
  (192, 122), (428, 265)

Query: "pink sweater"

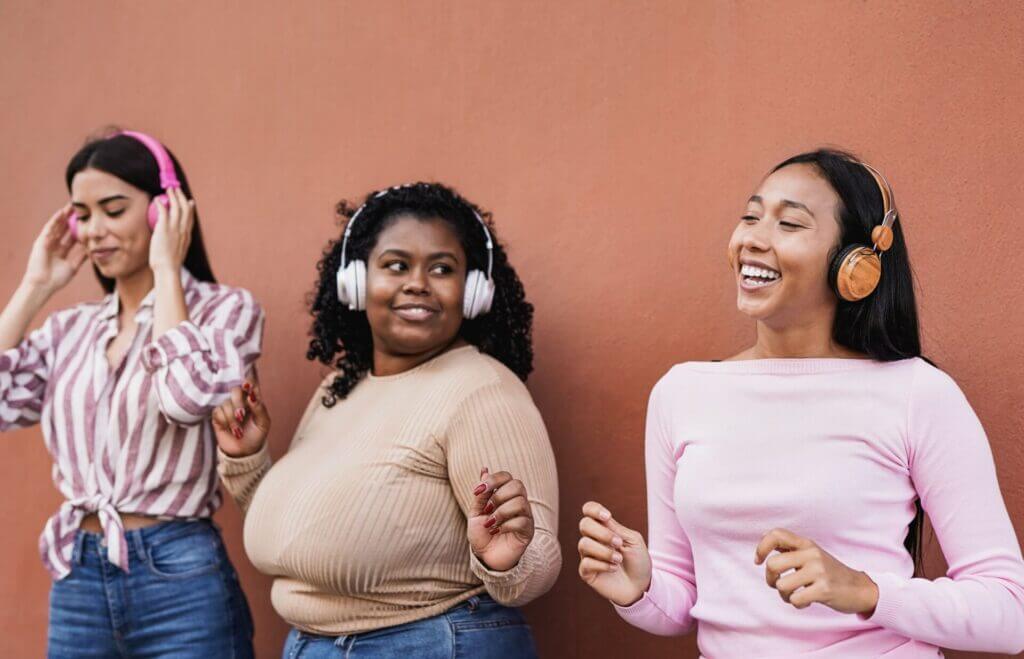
(615, 357), (1024, 657)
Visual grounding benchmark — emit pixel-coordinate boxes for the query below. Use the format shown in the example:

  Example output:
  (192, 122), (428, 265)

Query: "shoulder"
(187, 280), (264, 322)
(906, 357), (969, 407)
(438, 347), (538, 409)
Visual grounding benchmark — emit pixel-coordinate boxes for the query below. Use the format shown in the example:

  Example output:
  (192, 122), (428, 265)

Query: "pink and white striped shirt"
(0, 268), (264, 579)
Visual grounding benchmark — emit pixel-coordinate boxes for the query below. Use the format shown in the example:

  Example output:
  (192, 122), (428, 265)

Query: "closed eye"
(741, 215), (759, 222)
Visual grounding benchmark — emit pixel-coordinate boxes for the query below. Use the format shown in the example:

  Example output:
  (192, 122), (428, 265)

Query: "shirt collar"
(99, 267), (196, 322)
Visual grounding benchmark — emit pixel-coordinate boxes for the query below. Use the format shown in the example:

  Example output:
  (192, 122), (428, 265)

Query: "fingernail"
(599, 510), (611, 521)
(483, 502), (494, 515)
(484, 517), (496, 529)
(235, 409), (245, 422)
(609, 563), (620, 571)
(489, 527), (499, 535)
(612, 552), (623, 563)
(612, 536), (623, 548)
(232, 426), (242, 439)
(473, 484), (487, 496)
(249, 393), (257, 404)
(242, 383), (251, 392)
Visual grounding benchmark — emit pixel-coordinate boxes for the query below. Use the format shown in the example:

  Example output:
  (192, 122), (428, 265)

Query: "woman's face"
(727, 163), (843, 326)
(365, 215), (467, 358)
(70, 168), (153, 281)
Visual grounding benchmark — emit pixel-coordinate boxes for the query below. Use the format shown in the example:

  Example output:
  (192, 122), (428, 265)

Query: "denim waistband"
(71, 518), (218, 565)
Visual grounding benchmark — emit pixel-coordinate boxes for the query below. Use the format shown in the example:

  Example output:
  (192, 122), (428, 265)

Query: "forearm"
(0, 280), (52, 352)
(151, 268), (189, 340)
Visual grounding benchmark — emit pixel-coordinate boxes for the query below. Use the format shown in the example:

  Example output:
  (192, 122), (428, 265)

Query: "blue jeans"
(47, 519), (254, 658)
(282, 595), (537, 658)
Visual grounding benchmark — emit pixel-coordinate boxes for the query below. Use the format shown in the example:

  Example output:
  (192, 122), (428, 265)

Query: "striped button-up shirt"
(0, 268), (264, 579)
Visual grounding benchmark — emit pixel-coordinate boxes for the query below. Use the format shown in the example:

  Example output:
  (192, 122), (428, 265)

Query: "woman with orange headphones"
(0, 130), (262, 657)
(577, 149), (1024, 656)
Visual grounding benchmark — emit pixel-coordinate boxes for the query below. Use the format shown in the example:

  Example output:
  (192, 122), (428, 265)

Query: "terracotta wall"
(2, 2), (1021, 657)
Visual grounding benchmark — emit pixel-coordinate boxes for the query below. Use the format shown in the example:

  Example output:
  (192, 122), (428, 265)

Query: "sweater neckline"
(685, 357), (917, 375)
(366, 345), (478, 382)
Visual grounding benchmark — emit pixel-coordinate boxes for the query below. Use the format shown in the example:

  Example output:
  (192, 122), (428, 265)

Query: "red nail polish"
(483, 502), (494, 515)
(249, 394), (257, 404)
(484, 517), (496, 529)
(232, 426), (242, 439)
(242, 383), (251, 392)
(489, 528), (499, 535)
(473, 484), (486, 496)
(235, 409), (245, 422)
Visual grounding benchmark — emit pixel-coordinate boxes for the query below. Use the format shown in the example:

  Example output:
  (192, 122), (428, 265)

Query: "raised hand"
(212, 375), (270, 458)
(23, 205), (88, 294)
(467, 468), (535, 572)
(148, 187), (195, 276)
(755, 527), (879, 615)
(578, 501), (652, 607)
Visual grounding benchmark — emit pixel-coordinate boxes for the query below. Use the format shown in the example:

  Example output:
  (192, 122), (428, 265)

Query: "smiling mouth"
(739, 264), (782, 289)
(90, 248), (118, 261)
(392, 305), (439, 322)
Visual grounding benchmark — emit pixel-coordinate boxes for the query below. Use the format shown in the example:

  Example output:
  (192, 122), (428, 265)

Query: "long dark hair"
(64, 130), (216, 292)
(306, 182), (534, 407)
(773, 148), (926, 575)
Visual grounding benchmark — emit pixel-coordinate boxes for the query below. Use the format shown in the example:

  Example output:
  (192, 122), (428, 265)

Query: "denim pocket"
(449, 596), (528, 632)
(144, 527), (222, 579)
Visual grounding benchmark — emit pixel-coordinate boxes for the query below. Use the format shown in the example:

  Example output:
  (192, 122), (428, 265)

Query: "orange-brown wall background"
(2, 2), (1022, 657)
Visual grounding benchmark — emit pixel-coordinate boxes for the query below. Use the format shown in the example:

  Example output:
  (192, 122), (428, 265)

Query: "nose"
(740, 219), (771, 254)
(401, 266), (430, 295)
(81, 214), (108, 243)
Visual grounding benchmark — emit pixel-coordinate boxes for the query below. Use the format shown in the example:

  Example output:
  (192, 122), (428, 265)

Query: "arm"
(0, 309), (55, 432)
(613, 377), (698, 636)
(142, 287), (265, 426)
(446, 380), (561, 607)
(862, 363), (1024, 653)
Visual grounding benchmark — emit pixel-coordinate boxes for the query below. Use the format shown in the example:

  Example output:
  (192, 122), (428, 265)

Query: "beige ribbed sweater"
(217, 346), (561, 635)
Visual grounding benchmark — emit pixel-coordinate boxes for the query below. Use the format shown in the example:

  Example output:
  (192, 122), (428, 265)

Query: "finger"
(775, 567), (817, 602)
(578, 536), (622, 565)
(487, 478), (526, 508)
(154, 192), (169, 229)
(470, 468), (512, 516)
(229, 387), (247, 425)
(788, 582), (826, 610)
(219, 397), (241, 439)
(485, 496), (531, 530)
(765, 548), (815, 588)
(490, 515), (533, 538)
(579, 556), (619, 579)
(582, 501), (613, 523)
(578, 517), (623, 549)
(755, 528), (812, 564)
(212, 405), (229, 431)
(242, 379), (271, 429)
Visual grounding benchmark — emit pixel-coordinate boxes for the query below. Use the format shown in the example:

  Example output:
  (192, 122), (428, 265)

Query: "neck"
(751, 306), (859, 359)
(114, 267), (157, 320)
(372, 337), (468, 377)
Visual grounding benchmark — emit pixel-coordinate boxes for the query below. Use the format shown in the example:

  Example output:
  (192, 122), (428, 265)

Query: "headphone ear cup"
(831, 244), (882, 302)
(336, 260), (367, 311)
(463, 270), (495, 319)
(148, 194), (169, 230)
(68, 212), (79, 240)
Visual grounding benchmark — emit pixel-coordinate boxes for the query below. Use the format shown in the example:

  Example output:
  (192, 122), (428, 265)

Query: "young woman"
(0, 130), (263, 658)
(577, 149), (1024, 656)
(214, 182), (560, 658)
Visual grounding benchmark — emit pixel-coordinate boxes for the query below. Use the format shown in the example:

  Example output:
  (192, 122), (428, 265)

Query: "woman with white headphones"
(0, 129), (263, 657)
(214, 182), (560, 658)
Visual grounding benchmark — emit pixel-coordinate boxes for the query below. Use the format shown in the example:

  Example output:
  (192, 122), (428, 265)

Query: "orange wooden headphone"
(829, 160), (899, 302)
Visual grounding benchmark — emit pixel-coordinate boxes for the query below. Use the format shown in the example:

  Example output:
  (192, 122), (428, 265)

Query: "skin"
(213, 215), (536, 571)
(0, 168), (193, 368)
(577, 163), (879, 616)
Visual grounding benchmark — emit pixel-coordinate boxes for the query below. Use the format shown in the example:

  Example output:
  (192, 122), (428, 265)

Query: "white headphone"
(335, 185), (496, 319)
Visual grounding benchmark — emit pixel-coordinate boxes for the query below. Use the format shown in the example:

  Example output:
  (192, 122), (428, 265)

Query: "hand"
(467, 468), (535, 572)
(578, 501), (652, 607)
(212, 371), (270, 458)
(22, 205), (88, 294)
(755, 528), (879, 615)
(149, 187), (195, 276)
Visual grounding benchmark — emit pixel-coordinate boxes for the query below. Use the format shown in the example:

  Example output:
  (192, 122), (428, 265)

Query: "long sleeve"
(0, 313), (56, 431)
(142, 288), (264, 426)
(446, 379), (561, 607)
(863, 363), (1024, 654)
(217, 375), (326, 515)
(614, 376), (697, 636)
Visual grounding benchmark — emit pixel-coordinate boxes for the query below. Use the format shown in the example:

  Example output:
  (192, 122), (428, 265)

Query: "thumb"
(469, 467), (490, 517)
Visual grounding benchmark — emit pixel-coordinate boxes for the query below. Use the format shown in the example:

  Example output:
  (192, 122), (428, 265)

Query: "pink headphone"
(68, 130), (181, 239)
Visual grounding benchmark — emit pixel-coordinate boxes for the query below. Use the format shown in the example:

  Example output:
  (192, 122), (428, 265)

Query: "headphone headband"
(853, 159), (898, 251)
(340, 184), (494, 279)
(118, 130), (180, 191)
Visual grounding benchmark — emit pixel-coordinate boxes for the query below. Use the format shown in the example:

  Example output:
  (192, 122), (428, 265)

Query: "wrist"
(221, 439), (266, 459)
(151, 265), (182, 285)
(857, 571), (879, 616)
(18, 277), (57, 301)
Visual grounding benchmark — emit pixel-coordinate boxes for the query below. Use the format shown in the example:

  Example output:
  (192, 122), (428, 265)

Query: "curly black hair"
(306, 182), (534, 407)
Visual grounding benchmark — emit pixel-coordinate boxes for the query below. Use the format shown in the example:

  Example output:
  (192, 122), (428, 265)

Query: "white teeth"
(740, 264), (781, 279)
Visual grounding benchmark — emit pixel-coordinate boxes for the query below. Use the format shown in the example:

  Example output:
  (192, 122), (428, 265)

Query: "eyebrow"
(378, 248), (460, 262)
(748, 195), (815, 219)
(71, 195), (130, 207)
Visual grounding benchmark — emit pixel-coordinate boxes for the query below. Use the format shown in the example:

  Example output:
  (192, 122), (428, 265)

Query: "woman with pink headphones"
(0, 130), (262, 657)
